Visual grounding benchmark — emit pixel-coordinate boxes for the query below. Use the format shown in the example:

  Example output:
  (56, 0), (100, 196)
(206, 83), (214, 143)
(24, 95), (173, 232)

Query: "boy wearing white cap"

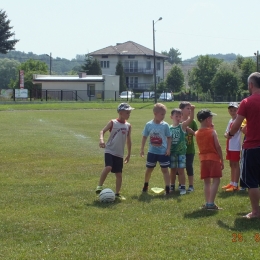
(95, 103), (134, 200)
(222, 102), (242, 191)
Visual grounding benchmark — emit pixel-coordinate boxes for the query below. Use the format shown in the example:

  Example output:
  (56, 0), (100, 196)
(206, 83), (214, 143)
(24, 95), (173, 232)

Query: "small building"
(33, 73), (119, 101)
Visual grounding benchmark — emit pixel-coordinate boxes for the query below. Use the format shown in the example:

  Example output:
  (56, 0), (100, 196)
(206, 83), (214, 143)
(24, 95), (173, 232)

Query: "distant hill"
(182, 53), (238, 65)
(0, 51), (85, 74)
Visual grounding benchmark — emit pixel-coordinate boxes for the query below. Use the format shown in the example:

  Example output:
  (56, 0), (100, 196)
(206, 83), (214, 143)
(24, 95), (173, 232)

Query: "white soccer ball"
(99, 188), (115, 203)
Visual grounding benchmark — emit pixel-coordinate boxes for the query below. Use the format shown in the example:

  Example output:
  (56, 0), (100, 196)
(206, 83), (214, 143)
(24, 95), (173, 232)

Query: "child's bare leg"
(161, 167), (170, 186)
(144, 167), (154, 183)
(204, 178), (211, 203)
(170, 168), (177, 185)
(115, 172), (122, 194)
(230, 161), (240, 184)
(209, 178), (220, 203)
(178, 168), (185, 186)
(98, 166), (112, 186)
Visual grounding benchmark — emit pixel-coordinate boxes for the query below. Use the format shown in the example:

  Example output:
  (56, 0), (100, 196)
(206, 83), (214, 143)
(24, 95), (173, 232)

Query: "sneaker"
(239, 187), (247, 191)
(205, 204), (223, 210)
(142, 186), (148, 192)
(187, 186), (194, 192)
(226, 185), (239, 192)
(170, 185), (175, 192)
(222, 183), (232, 189)
(180, 189), (186, 195)
(95, 185), (103, 194)
(115, 194), (126, 201)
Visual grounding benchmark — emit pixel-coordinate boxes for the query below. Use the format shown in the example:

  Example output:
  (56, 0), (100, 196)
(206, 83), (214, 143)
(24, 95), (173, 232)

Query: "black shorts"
(146, 152), (170, 168)
(105, 153), (123, 173)
(240, 147), (260, 188)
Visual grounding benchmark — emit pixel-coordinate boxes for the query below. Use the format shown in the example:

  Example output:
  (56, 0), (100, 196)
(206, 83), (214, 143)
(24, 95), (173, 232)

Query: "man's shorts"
(170, 154), (186, 169)
(240, 147), (260, 188)
(105, 153), (123, 173)
(226, 150), (240, 162)
(200, 160), (222, 179)
(146, 152), (170, 168)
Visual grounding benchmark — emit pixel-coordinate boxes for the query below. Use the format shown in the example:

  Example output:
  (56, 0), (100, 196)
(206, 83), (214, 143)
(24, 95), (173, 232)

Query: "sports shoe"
(187, 186), (194, 192)
(225, 185), (239, 192)
(180, 189), (186, 195)
(239, 187), (247, 191)
(95, 185), (103, 194)
(115, 194), (126, 201)
(142, 186), (148, 192)
(205, 204), (222, 210)
(170, 185), (175, 192)
(222, 183), (232, 189)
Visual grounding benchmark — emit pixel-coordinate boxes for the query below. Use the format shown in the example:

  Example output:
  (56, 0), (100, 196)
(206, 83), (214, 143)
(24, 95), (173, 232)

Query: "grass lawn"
(0, 101), (259, 259)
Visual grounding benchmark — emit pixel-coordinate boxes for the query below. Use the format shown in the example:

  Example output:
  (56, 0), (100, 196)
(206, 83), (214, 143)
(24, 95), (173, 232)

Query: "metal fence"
(0, 88), (249, 103)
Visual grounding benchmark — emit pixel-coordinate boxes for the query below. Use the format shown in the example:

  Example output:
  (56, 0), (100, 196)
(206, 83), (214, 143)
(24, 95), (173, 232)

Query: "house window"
(146, 61), (151, 70)
(156, 62), (161, 70)
(126, 77), (138, 89)
(87, 84), (95, 97)
(100, 61), (110, 68)
(124, 60), (138, 72)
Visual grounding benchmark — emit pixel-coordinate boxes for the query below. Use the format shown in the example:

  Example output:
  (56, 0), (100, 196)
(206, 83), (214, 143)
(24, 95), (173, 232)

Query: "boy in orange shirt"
(195, 109), (224, 210)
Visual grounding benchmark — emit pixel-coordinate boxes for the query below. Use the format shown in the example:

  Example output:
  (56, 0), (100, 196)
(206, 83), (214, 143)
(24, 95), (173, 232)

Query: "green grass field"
(0, 102), (259, 259)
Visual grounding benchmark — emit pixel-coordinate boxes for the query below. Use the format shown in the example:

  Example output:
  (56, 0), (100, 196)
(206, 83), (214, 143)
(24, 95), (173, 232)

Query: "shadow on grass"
(218, 190), (248, 199)
(85, 198), (123, 208)
(184, 208), (218, 219)
(131, 191), (182, 203)
(217, 216), (260, 232)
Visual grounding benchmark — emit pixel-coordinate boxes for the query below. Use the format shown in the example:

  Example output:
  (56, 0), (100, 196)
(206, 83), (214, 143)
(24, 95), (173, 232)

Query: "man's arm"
(229, 114), (245, 137)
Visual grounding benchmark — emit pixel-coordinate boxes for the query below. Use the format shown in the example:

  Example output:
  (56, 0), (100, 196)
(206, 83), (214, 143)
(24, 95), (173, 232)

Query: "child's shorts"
(170, 154), (186, 169)
(226, 150), (240, 162)
(146, 152), (170, 168)
(200, 160), (222, 179)
(105, 153), (123, 173)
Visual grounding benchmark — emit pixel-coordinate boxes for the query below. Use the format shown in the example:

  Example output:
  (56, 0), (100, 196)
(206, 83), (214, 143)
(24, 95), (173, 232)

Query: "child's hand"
(165, 148), (170, 156)
(124, 155), (130, 163)
(220, 162), (224, 170)
(140, 149), (144, 157)
(190, 105), (195, 111)
(224, 132), (228, 139)
(99, 141), (105, 148)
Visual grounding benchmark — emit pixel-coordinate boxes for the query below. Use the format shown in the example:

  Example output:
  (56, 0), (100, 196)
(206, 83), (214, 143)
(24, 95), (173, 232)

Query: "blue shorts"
(105, 153), (123, 173)
(146, 152), (170, 168)
(240, 147), (260, 188)
(170, 154), (186, 169)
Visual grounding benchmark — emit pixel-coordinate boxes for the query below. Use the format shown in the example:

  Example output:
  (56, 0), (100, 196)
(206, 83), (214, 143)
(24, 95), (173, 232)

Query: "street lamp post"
(46, 52), (52, 75)
(153, 17), (162, 104)
(254, 51), (259, 72)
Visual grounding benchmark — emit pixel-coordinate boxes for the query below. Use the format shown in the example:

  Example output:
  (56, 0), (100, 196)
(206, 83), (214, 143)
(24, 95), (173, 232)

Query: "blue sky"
(3, 0), (260, 60)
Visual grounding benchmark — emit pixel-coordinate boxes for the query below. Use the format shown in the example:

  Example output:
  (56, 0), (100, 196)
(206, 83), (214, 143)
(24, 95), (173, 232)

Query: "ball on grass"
(99, 188), (115, 203)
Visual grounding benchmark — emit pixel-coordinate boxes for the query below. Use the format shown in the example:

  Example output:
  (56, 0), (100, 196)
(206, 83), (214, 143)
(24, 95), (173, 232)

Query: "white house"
(89, 41), (167, 91)
(33, 73), (119, 101)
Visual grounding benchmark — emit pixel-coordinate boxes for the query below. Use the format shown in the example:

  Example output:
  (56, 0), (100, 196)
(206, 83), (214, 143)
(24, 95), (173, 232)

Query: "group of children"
(95, 101), (244, 210)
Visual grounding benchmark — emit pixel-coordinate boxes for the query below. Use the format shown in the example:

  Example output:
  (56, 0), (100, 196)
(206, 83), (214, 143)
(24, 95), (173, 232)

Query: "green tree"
(81, 55), (102, 75)
(9, 59), (48, 89)
(188, 55), (222, 93)
(0, 58), (20, 88)
(0, 10), (19, 54)
(165, 65), (184, 92)
(162, 48), (182, 64)
(211, 62), (240, 96)
(115, 60), (126, 92)
(235, 55), (245, 69)
(240, 58), (256, 90)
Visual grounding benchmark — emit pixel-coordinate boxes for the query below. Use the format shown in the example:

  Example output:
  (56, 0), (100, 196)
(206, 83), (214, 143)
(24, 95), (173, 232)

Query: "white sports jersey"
(225, 118), (241, 151)
(105, 119), (131, 158)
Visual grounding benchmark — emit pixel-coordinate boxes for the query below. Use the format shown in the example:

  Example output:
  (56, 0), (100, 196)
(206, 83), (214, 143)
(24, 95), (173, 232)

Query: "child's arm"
(166, 136), (172, 156)
(186, 127), (195, 136)
(140, 136), (147, 157)
(99, 121), (112, 148)
(125, 125), (132, 163)
(182, 105), (195, 131)
(241, 125), (247, 135)
(212, 130), (224, 170)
